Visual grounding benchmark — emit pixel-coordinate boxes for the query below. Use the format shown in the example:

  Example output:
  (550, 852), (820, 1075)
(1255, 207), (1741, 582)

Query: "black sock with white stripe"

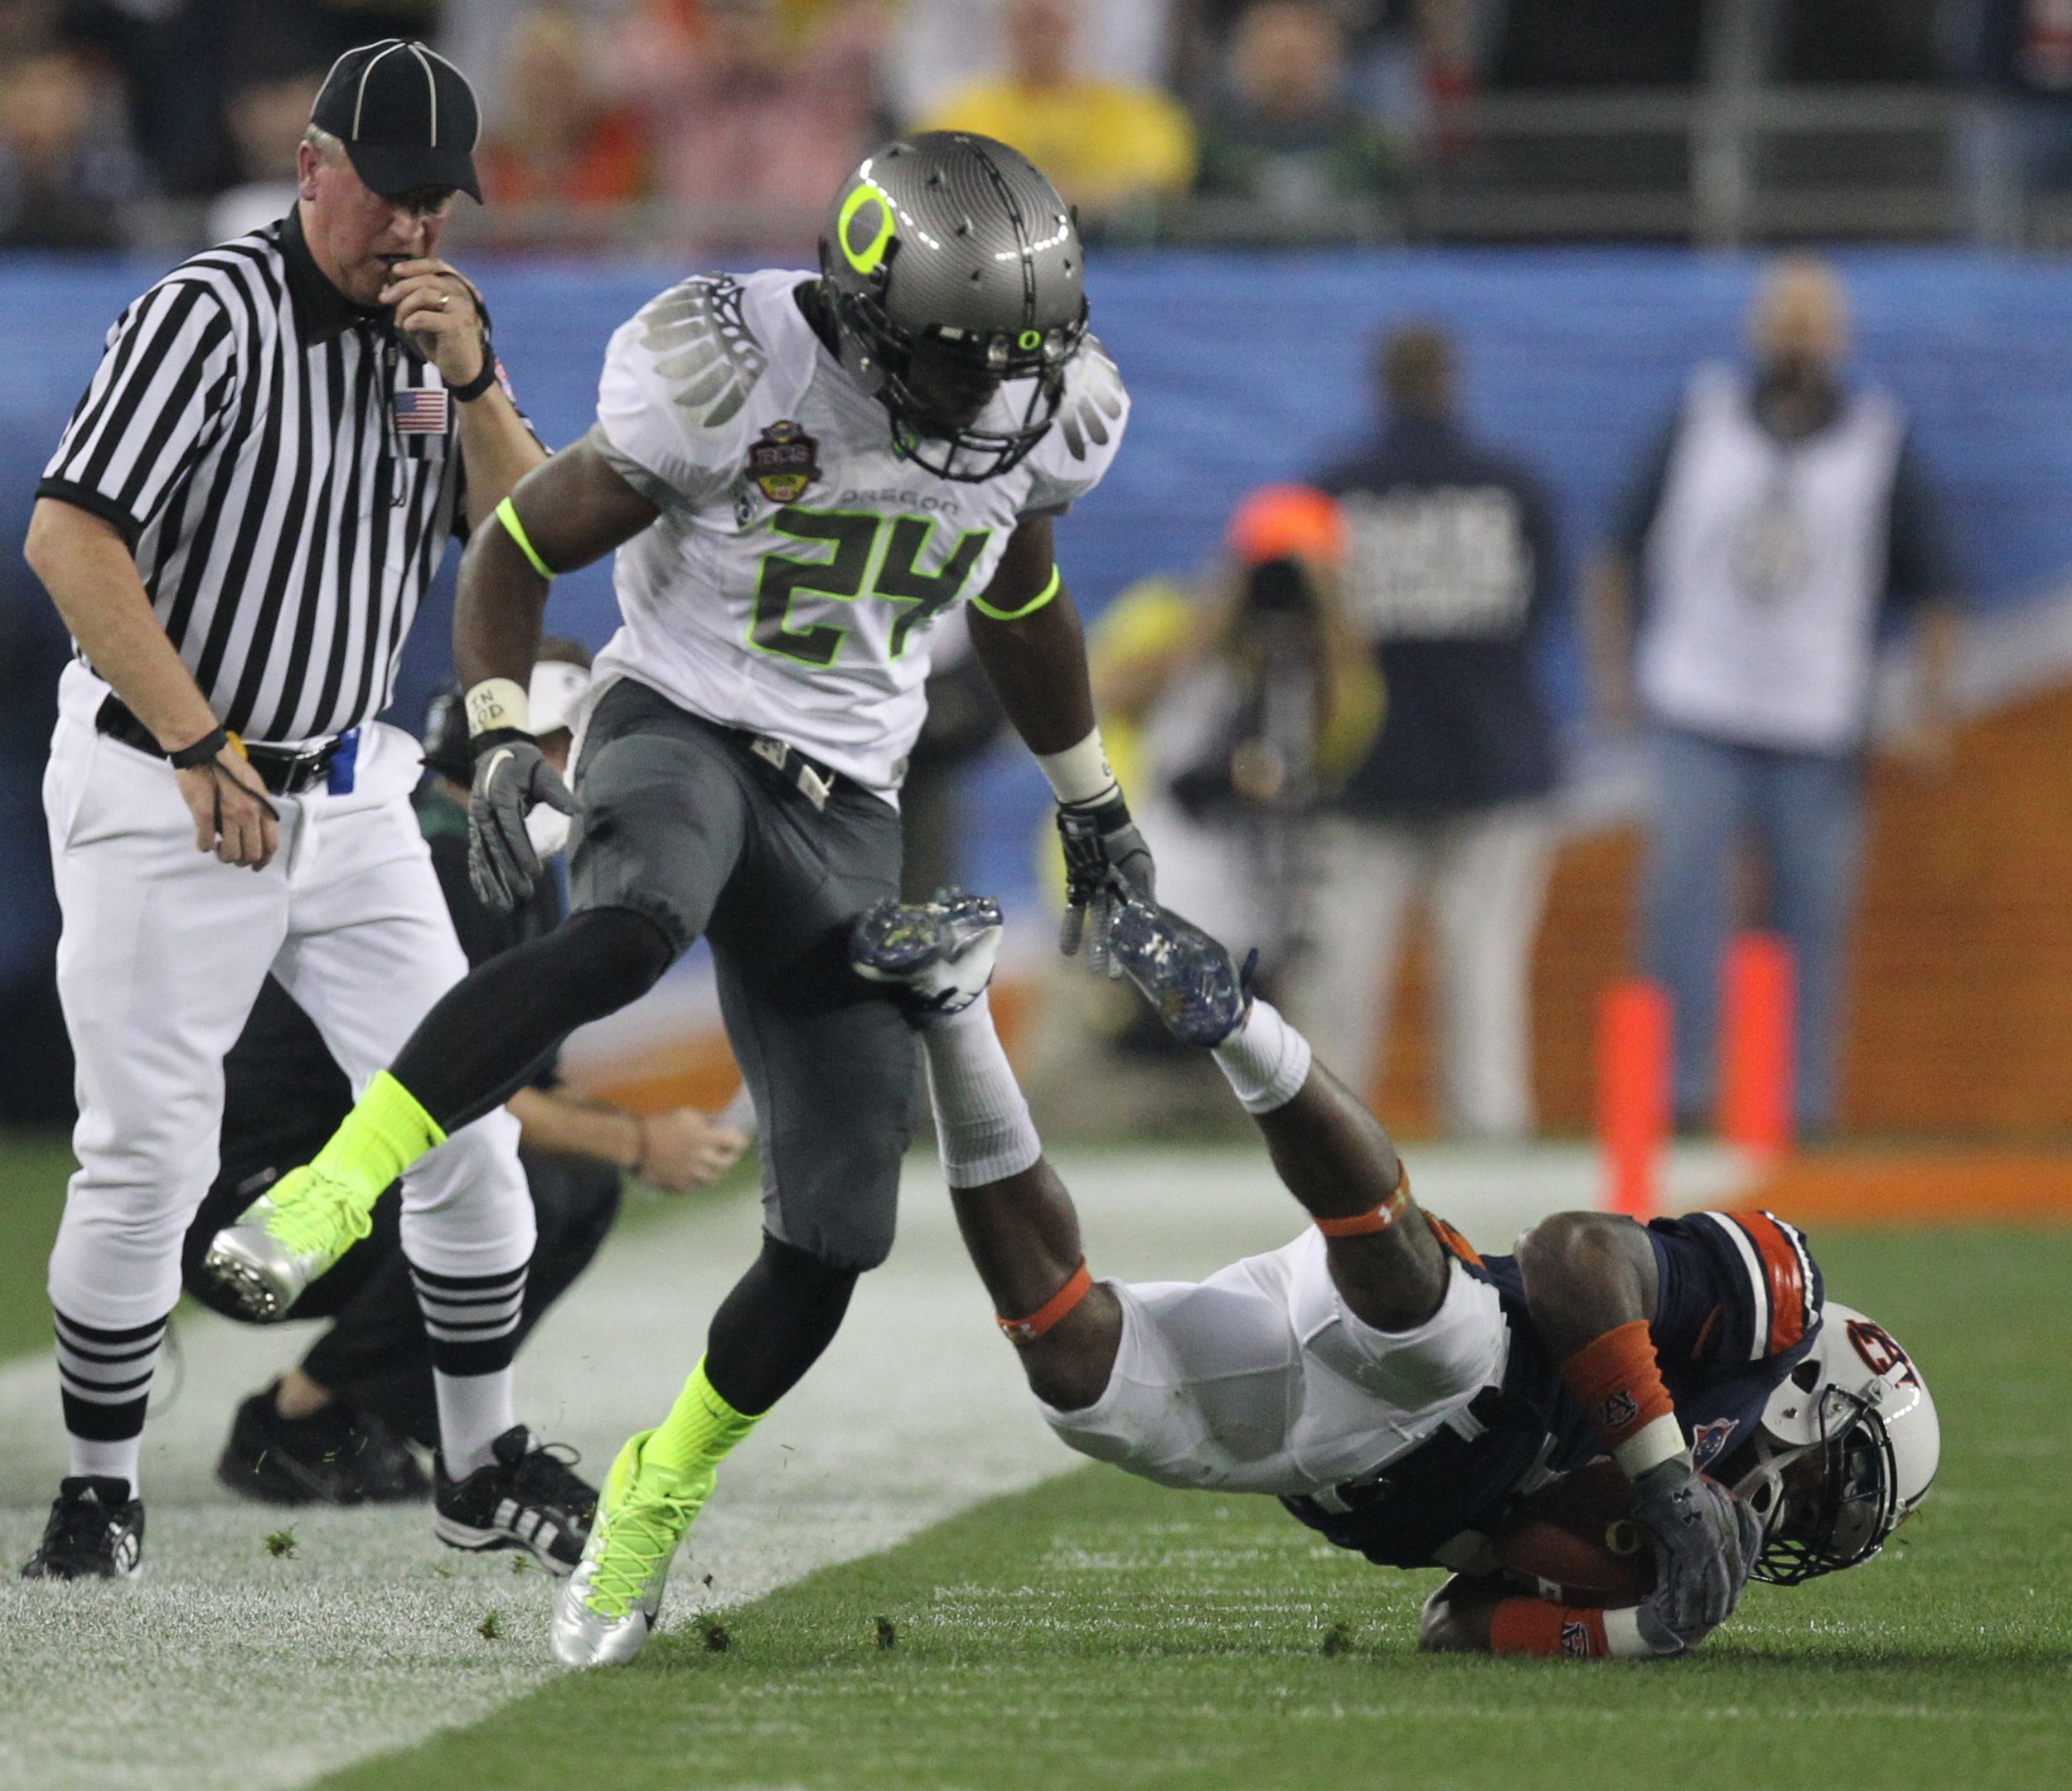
(54, 1306), (171, 1494)
(410, 1261), (528, 1477)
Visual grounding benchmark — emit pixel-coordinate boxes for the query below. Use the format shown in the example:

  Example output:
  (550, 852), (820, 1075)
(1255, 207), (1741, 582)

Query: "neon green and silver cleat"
(199, 1167), (375, 1322)
(550, 1429), (714, 1668)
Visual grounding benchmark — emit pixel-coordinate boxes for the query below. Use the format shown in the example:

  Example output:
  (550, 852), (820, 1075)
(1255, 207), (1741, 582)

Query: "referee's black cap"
(312, 40), (482, 203)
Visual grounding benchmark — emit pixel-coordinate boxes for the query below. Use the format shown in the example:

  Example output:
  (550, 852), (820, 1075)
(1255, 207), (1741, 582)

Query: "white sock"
(69, 1434), (141, 1494)
(920, 990), (1044, 1188)
(433, 1369), (516, 1477)
(1212, 999), (1314, 1114)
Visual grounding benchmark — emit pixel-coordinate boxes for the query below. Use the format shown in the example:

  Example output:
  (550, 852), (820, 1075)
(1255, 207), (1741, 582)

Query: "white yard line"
(0, 1143), (1750, 1791)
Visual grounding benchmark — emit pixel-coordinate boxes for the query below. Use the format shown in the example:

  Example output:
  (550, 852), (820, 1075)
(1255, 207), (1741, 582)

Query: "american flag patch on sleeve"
(393, 387), (451, 434)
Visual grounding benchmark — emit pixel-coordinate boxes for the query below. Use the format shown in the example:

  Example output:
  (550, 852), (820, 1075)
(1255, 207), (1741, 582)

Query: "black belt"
(95, 695), (340, 796)
(701, 717), (851, 812)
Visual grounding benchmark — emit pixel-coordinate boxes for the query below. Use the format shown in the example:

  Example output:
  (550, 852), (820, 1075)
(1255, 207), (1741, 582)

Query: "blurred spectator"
(1177, 2), (1482, 148)
(613, 0), (882, 250)
(1947, 0), (2072, 244)
(0, 46), (144, 248)
(477, 2), (645, 241)
(1193, 1), (1402, 220)
(1024, 492), (1378, 1140)
(205, 65), (320, 242)
(1587, 258), (1963, 1136)
(1289, 323), (1561, 1138)
(440, 0), (631, 122)
(886, 0), (1173, 128)
(1, 0), (56, 57)
(1116, 486), (1382, 980)
(922, 0), (1195, 224)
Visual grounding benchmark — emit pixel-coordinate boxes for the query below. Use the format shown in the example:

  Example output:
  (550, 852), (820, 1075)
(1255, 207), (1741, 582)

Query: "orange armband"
(1560, 1319), (1680, 1474)
(1314, 1167), (1411, 1238)
(998, 1261), (1093, 1345)
(1490, 1598), (1611, 1660)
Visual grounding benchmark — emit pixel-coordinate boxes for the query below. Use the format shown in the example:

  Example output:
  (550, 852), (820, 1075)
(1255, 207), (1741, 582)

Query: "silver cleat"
(850, 890), (1004, 1020)
(200, 1170), (372, 1323)
(551, 1429), (708, 1668)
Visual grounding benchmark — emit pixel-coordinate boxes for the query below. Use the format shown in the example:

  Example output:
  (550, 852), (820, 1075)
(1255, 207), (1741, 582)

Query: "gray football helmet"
(819, 132), (1089, 482)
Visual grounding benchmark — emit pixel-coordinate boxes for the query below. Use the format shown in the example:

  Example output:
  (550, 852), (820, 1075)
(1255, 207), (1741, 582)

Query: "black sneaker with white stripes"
(21, 1476), (145, 1580)
(433, 1426), (595, 1574)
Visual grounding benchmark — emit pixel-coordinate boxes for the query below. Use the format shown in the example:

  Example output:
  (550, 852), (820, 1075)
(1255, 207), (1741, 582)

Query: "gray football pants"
(569, 676), (916, 1271)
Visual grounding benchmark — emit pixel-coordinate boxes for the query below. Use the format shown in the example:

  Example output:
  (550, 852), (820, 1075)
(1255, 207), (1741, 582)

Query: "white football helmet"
(1732, 1301), (1940, 1585)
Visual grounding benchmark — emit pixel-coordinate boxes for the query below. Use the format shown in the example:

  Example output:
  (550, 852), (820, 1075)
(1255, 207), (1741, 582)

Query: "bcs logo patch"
(748, 419), (818, 503)
(1691, 1417), (1737, 1470)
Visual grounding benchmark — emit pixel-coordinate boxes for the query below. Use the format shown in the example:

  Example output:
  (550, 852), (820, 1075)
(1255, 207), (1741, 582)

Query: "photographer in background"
(1292, 322), (1563, 1138)
(1122, 484), (1382, 989)
(182, 641), (748, 1506)
(1023, 486), (1377, 1135)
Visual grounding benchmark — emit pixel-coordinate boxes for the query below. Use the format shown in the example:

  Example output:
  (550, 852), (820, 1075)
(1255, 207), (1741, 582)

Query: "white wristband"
(1038, 728), (1118, 806)
(465, 678), (530, 738)
(1615, 1413), (1687, 1481)
(1600, 1605), (1672, 1659)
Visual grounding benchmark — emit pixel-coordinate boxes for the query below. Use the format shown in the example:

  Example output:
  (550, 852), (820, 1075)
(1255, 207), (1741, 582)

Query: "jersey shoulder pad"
(1054, 335), (1128, 464)
(1022, 336), (1129, 514)
(636, 273), (771, 430)
(599, 273), (782, 506)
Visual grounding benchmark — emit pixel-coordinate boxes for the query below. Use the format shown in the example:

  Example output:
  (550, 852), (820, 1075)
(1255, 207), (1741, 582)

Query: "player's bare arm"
(969, 516), (1157, 957)
(1254, 1065), (1447, 1334)
(453, 439), (659, 908)
(965, 516), (1097, 752)
(453, 438), (658, 692)
(1513, 1210), (1660, 1355)
(26, 498), (279, 869)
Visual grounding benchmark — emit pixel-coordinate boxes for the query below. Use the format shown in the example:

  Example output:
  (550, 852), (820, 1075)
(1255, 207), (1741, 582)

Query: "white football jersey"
(588, 269), (1130, 791)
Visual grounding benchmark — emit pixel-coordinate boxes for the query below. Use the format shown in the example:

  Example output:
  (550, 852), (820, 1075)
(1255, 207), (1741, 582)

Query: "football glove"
(469, 731), (575, 911)
(1056, 791), (1155, 975)
(1630, 1460), (1765, 1652)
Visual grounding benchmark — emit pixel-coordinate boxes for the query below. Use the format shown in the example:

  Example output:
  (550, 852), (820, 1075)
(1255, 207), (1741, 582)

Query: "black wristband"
(449, 346), (498, 404)
(167, 724), (229, 769)
(470, 724), (534, 758)
(1059, 787), (1129, 823)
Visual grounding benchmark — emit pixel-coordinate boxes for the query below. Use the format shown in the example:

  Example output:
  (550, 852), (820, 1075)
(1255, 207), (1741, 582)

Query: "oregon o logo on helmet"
(1018, 328), (1043, 350)
(838, 183), (896, 275)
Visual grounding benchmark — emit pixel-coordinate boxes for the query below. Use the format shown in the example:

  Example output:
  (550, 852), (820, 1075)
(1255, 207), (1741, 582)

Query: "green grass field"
(0, 1131), (70, 1362)
(4, 1130), (2066, 1791)
(309, 1229), (2071, 1791)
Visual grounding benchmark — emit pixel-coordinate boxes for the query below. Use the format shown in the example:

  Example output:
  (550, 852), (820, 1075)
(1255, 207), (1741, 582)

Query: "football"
(1491, 1459), (1658, 1606)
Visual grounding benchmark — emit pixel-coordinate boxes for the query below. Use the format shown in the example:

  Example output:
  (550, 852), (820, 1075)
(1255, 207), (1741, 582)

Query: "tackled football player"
(851, 892), (1940, 1660)
(201, 134), (1150, 1665)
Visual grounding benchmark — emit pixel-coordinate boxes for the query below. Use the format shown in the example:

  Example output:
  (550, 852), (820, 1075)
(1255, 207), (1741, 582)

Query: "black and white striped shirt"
(39, 209), (469, 745)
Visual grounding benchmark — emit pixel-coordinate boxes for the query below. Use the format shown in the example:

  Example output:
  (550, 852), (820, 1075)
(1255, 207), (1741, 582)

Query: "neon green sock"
(307, 1070), (447, 1204)
(644, 1355), (760, 1479)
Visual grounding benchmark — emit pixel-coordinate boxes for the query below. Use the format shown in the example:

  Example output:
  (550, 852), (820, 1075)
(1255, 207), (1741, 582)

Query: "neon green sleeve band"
(495, 496), (554, 581)
(972, 563), (1062, 623)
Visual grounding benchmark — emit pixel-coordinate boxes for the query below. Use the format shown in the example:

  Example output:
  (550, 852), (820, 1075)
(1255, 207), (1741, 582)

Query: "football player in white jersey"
(202, 133), (1155, 1664)
(850, 889), (1939, 1663)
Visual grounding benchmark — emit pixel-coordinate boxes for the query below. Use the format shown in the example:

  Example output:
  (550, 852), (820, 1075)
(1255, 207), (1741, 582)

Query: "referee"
(22, 41), (593, 1583)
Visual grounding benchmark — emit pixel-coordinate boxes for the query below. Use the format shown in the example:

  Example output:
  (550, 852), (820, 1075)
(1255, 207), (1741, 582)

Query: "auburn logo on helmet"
(1846, 1319), (1920, 1387)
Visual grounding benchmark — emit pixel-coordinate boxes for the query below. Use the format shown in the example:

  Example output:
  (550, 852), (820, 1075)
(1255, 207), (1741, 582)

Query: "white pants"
(1288, 806), (1555, 1139)
(43, 664), (531, 1332)
(1042, 1231), (1507, 1498)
